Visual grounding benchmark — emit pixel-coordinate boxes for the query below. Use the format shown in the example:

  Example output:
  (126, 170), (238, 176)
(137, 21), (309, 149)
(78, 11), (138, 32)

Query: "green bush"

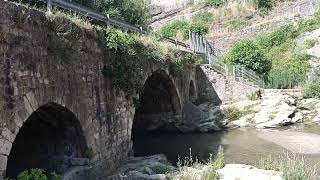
(18, 169), (48, 180)
(247, 92), (259, 101)
(256, 24), (298, 50)
(151, 165), (172, 174)
(192, 11), (214, 23)
(225, 19), (250, 30)
(90, 0), (149, 26)
(303, 80), (320, 98)
(222, 106), (251, 121)
(298, 11), (320, 33)
(159, 20), (189, 38)
(225, 39), (271, 75)
(266, 41), (310, 89)
(102, 28), (144, 92)
(207, 0), (225, 7)
(182, 21), (209, 39)
(304, 39), (318, 49)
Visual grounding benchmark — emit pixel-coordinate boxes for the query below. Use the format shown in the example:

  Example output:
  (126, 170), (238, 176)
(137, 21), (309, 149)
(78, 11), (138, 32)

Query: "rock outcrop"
(217, 164), (283, 180)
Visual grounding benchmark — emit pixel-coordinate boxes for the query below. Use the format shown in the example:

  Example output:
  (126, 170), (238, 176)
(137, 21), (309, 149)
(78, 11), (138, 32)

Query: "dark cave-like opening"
(132, 70), (181, 135)
(6, 103), (88, 178)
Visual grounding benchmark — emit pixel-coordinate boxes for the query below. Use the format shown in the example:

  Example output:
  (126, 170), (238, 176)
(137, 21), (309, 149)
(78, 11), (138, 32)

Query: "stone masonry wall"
(0, 1), (198, 179)
(197, 65), (260, 104)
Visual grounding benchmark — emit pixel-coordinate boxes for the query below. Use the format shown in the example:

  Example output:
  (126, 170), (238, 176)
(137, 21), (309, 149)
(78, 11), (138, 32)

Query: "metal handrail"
(34, 0), (264, 87)
(42, 0), (190, 49)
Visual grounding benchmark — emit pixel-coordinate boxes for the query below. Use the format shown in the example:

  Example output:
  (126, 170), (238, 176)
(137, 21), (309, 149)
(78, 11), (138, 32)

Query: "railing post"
(175, 39), (178, 48)
(139, 27), (143, 35)
(47, 0), (53, 13)
(106, 14), (110, 27)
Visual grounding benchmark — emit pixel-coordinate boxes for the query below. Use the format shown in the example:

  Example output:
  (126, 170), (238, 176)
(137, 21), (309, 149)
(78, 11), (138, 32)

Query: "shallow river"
(133, 124), (320, 168)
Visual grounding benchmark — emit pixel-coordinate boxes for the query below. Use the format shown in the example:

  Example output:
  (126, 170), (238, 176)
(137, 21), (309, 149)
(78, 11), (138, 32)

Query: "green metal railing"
(190, 32), (265, 87)
(22, 0), (265, 87)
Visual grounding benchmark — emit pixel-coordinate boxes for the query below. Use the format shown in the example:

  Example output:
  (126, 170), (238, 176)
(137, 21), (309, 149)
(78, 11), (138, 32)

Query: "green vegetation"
(173, 147), (225, 180)
(159, 20), (189, 38)
(259, 152), (317, 180)
(223, 20), (316, 89)
(17, 169), (61, 180)
(206, 0), (225, 7)
(304, 39), (318, 49)
(247, 92), (259, 101)
(224, 39), (271, 75)
(74, 0), (149, 26)
(151, 165), (172, 174)
(101, 27), (200, 93)
(222, 106), (253, 121)
(225, 19), (250, 31)
(303, 80), (320, 98)
(192, 11), (214, 23)
(159, 10), (213, 40)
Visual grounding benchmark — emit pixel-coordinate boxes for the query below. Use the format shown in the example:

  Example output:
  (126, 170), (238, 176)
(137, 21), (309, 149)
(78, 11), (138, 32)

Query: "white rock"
(217, 164), (283, 180)
(232, 114), (254, 128)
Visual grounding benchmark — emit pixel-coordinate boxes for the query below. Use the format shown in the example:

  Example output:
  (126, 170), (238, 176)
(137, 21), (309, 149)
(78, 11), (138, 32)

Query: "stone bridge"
(0, 1), (258, 179)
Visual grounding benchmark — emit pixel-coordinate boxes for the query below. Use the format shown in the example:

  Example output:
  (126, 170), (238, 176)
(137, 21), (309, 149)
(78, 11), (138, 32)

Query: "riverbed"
(132, 125), (320, 169)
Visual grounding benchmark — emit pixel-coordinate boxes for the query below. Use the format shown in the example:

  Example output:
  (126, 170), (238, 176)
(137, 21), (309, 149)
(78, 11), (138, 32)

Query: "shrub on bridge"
(224, 39), (271, 75)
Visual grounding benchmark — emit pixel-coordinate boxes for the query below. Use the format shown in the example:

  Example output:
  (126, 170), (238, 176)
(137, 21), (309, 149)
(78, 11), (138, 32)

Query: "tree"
(225, 39), (271, 75)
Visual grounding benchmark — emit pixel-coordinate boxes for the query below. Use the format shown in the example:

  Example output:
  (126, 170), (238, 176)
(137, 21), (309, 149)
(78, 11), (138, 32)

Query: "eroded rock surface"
(217, 164), (283, 180)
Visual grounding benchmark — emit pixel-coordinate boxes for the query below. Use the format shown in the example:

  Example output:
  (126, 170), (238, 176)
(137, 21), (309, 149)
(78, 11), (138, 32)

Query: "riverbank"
(112, 125), (320, 180)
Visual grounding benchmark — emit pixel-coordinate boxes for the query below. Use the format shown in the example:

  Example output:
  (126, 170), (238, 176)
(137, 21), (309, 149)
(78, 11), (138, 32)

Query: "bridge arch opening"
(132, 70), (181, 135)
(6, 103), (88, 179)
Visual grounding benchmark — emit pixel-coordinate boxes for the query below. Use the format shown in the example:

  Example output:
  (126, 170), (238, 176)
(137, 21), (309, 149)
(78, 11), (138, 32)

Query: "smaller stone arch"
(6, 102), (89, 179)
(189, 80), (196, 103)
(132, 70), (182, 134)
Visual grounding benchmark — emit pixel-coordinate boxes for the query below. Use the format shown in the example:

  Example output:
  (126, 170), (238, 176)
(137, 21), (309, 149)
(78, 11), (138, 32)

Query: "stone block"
(0, 155), (8, 171)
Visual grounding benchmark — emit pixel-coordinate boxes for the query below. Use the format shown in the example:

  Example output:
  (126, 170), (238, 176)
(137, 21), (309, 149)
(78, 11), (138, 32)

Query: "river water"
(133, 125), (320, 169)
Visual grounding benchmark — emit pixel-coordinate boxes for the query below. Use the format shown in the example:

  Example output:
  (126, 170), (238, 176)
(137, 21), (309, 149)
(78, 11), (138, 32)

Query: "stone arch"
(132, 70), (181, 134)
(5, 101), (89, 179)
(189, 80), (196, 103)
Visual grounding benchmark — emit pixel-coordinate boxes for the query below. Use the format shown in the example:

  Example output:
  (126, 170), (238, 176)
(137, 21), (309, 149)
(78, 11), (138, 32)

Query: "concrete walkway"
(258, 131), (320, 154)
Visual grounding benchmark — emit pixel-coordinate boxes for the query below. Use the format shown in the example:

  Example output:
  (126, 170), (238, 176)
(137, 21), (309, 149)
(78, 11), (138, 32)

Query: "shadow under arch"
(132, 70), (181, 135)
(6, 102), (89, 179)
(189, 80), (196, 103)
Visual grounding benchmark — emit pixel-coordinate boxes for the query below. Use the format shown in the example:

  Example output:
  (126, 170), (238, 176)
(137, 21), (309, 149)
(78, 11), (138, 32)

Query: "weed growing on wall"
(102, 28), (200, 93)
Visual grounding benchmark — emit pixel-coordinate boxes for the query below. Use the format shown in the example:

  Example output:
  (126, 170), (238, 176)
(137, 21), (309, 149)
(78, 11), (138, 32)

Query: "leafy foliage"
(304, 39), (318, 49)
(159, 20), (189, 38)
(102, 28), (144, 93)
(224, 39), (271, 75)
(18, 169), (48, 180)
(256, 24), (298, 50)
(298, 11), (320, 33)
(265, 41), (310, 89)
(222, 106), (253, 121)
(207, 0), (225, 7)
(303, 80), (320, 98)
(192, 11), (214, 24)
(183, 21), (209, 39)
(75, 0), (149, 26)
(102, 28), (199, 93)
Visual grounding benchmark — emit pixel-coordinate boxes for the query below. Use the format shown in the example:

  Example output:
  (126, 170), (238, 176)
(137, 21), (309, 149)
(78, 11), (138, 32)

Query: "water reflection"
(133, 127), (320, 168)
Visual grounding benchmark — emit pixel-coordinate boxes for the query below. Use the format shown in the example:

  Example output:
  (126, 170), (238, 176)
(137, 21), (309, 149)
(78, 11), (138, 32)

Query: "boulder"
(231, 114), (254, 128)
(217, 164), (283, 180)
(254, 94), (298, 128)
